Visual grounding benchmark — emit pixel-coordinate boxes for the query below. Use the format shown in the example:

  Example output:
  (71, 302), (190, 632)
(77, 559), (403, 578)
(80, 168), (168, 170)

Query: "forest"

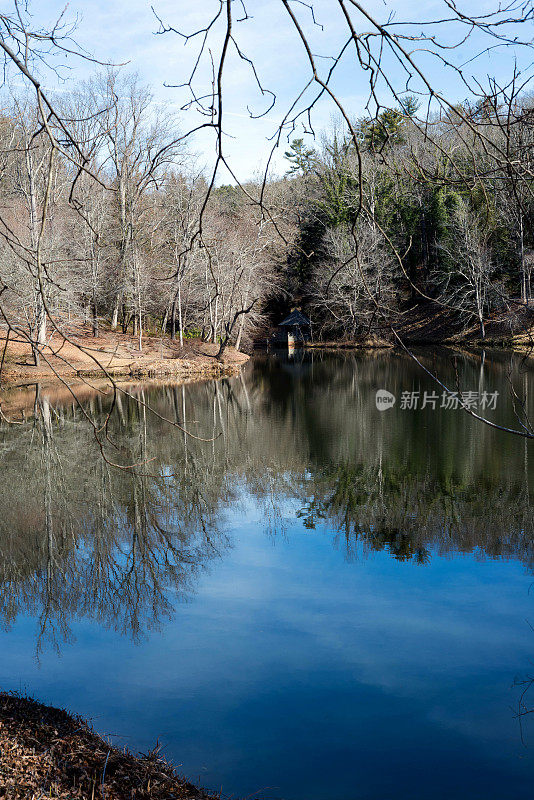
(0, 69), (533, 363)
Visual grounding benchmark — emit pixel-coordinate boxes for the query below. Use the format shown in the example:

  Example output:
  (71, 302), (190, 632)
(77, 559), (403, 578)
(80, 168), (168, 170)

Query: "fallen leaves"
(0, 693), (218, 800)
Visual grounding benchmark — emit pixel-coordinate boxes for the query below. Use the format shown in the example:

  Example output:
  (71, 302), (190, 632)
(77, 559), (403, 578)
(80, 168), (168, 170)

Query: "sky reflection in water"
(1, 349), (534, 799)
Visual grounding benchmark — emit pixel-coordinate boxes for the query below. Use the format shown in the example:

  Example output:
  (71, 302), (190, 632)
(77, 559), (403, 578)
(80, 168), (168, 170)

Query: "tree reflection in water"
(1, 349), (534, 661)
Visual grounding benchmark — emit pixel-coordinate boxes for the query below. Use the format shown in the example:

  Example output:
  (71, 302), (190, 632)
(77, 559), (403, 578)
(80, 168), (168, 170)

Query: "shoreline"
(2, 323), (532, 421)
(0, 328), (249, 417)
(0, 327), (249, 386)
(299, 301), (534, 352)
(0, 692), (220, 800)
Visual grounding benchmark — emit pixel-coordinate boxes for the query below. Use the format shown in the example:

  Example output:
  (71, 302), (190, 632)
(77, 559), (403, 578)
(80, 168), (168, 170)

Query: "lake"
(1, 348), (534, 800)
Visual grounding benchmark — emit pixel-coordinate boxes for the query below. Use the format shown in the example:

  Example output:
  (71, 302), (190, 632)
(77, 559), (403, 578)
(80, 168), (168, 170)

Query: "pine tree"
(284, 138), (316, 175)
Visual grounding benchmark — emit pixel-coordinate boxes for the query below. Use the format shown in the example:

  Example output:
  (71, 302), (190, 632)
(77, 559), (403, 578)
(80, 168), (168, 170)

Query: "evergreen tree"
(284, 138), (316, 175)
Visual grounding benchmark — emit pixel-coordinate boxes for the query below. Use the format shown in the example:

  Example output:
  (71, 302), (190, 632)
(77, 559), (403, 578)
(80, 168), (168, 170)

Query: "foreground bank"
(0, 693), (220, 800)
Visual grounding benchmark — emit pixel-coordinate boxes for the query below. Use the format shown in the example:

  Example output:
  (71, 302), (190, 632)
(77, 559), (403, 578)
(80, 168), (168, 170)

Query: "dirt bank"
(0, 326), (248, 388)
(394, 300), (534, 348)
(0, 692), (220, 800)
(300, 301), (534, 351)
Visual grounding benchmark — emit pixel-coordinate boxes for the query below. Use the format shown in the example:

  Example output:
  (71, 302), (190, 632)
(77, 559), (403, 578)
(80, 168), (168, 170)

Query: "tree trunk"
(520, 212), (528, 305)
(36, 293), (46, 353)
(161, 306), (169, 335)
(177, 278), (183, 348)
(111, 295), (121, 330)
(92, 296), (99, 337)
(216, 333), (229, 361)
(235, 313), (245, 351)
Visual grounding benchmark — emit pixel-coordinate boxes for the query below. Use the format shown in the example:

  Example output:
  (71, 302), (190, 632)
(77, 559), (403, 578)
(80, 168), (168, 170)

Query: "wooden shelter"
(276, 309), (311, 346)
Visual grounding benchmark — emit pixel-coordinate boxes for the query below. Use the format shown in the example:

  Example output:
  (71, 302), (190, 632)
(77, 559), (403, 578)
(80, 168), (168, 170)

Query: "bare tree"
(434, 201), (501, 339)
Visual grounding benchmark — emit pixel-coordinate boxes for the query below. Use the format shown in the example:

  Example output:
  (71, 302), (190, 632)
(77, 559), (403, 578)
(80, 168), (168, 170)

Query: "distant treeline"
(0, 73), (533, 350)
(277, 94), (534, 341)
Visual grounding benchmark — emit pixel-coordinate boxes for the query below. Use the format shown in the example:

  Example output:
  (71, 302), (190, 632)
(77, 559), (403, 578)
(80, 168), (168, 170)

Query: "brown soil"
(397, 300), (534, 347)
(0, 325), (249, 387)
(0, 693), (219, 800)
(303, 302), (534, 351)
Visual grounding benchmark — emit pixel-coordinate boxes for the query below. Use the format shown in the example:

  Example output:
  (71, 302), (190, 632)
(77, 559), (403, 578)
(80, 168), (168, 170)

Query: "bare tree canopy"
(0, 0), (533, 441)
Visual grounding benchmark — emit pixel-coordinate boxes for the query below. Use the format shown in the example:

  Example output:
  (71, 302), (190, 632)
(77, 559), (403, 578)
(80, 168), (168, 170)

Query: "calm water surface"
(1, 349), (534, 799)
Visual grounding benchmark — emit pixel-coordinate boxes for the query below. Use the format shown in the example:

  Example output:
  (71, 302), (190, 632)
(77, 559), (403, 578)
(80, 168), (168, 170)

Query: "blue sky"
(27, 0), (534, 182)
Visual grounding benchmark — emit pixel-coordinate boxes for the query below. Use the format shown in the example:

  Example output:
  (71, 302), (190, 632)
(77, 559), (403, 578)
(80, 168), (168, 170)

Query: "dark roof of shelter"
(279, 309), (311, 328)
